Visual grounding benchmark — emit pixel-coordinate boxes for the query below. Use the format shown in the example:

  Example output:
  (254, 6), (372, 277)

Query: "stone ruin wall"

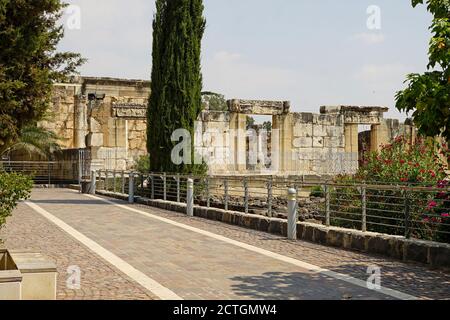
(196, 100), (418, 177)
(35, 77), (418, 176)
(39, 77), (150, 171)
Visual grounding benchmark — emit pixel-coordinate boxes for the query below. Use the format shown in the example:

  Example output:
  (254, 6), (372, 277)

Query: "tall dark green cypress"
(147, 0), (206, 173)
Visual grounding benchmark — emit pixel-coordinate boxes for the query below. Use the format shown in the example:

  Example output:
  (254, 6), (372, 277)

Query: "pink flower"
(441, 213), (449, 218)
(437, 192), (447, 199)
(437, 180), (448, 188)
(427, 201), (438, 210)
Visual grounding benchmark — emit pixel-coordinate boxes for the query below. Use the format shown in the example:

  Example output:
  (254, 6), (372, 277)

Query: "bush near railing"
(328, 136), (450, 243)
(0, 171), (33, 231)
(325, 178), (449, 243)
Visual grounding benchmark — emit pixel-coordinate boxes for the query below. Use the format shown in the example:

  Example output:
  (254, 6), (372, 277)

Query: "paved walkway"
(1, 189), (449, 300)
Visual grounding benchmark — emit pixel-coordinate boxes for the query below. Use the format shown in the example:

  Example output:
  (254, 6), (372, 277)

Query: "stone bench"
(0, 249), (57, 300)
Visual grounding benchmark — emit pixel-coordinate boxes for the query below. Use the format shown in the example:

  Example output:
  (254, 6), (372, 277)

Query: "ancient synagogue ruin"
(29, 77), (417, 177)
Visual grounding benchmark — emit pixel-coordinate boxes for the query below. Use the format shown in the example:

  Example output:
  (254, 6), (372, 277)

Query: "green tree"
(246, 116), (256, 130)
(262, 121), (272, 132)
(134, 155), (150, 174)
(395, 0), (450, 142)
(0, 0), (84, 154)
(201, 92), (227, 111)
(147, 0), (206, 173)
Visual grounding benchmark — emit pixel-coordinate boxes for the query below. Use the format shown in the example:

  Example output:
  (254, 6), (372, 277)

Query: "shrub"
(135, 155), (150, 174)
(357, 136), (448, 184)
(0, 172), (33, 230)
(330, 136), (450, 242)
(310, 186), (324, 198)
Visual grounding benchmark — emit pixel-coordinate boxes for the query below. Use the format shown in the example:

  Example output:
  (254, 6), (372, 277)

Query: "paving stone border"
(96, 190), (450, 271)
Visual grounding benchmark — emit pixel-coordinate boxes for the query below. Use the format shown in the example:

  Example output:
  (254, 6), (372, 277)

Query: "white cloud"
(354, 63), (409, 83)
(203, 51), (297, 101)
(351, 32), (385, 45)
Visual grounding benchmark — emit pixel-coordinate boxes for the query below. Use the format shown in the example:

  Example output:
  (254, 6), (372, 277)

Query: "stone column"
(257, 130), (266, 170)
(273, 114), (293, 174)
(344, 124), (359, 173)
(370, 122), (389, 152)
(229, 113), (247, 173)
(74, 94), (88, 149)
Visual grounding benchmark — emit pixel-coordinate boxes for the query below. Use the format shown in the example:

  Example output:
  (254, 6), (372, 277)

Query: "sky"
(58, 0), (433, 120)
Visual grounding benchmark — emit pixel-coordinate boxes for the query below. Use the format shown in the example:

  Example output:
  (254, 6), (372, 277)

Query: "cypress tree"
(147, 0), (206, 173)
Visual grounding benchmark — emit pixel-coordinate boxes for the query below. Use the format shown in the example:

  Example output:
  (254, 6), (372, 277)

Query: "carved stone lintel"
(112, 103), (147, 119)
(227, 99), (291, 115)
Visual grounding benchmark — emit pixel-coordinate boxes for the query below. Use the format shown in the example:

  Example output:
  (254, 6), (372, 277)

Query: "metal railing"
(0, 161), (81, 185)
(93, 170), (450, 244)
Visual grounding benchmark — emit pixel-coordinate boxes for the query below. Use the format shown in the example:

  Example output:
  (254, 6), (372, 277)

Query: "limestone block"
(89, 117), (102, 132)
(429, 246), (450, 269)
(312, 114), (320, 124)
(87, 133), (104, 147)
(367, 235), (390, 255)
(313, 125), (327, 137)
(324, 136), (344, 148)
(115, 119), (127, 147)
(404, 240), (429, 264)
(129, 138), (145, 150)
(317, 115), (334, 126)
(296, 148), (315, 160)
(313, 137), (324, 148)
(134, 121), (147, 131)
(115, 159), (127, 171)
(0, 273), (22, 300)
(201, 111), (231, 122)
(326, 126), (342, 137)
(293, 137), (313, 148)
(115, 148), (128, 159)
(293, 123), (313, 137)
(128, 130), (144, 141)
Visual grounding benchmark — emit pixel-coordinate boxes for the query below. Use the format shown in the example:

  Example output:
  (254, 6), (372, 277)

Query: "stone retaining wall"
(96, 190), (450, 271)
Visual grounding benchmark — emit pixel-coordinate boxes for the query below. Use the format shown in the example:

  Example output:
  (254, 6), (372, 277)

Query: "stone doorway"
(358, 125), (372, 166)
(245, 115), (273, 172)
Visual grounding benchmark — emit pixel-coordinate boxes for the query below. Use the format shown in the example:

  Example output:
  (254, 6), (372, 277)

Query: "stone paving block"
(268, 219), (283, 235)
(388, 238), (405, 261)
(367, 235), (390, 255)
(280, 221), (288, 237)
(404, 240), (429, 265)
(429, 246), (450, 270)
(258, 218), (270, 232)
(342, 232), (353, 250)
(194, 207), (208, 219)
(313, 227), (328, 245)
(303, 225), (315, 242)
(296, 223), (305, 240)
(326, 229), (344, 248)
(221, 211), (232, 224)
(350, 234), (368, 252)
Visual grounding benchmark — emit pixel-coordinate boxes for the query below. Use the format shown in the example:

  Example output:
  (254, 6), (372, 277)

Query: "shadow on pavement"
(230, 271), (390, 300)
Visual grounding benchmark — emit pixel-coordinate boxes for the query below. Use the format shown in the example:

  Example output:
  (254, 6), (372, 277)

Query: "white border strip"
(24, 201), (182, 301)
(84, 194), (418, 301)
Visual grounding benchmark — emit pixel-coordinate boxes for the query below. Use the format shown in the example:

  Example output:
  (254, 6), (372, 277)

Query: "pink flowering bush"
(332, 136), (450, 242)
(357, 136), (447, 184)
